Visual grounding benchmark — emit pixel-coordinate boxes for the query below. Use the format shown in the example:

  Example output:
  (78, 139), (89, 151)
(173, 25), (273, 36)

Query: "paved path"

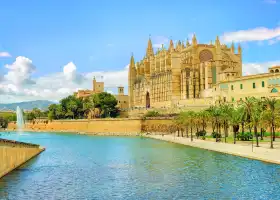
(146, 135), (280, 165)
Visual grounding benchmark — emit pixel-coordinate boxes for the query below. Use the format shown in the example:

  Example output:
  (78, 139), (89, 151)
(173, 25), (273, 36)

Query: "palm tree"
(229, 106), (242, 144)
(264, 98), (278, 142)
(251, 99), (263, 147)
(220, 103), (233, 143)
(185, 111), (195, 141)
(206, 106), (216, 133)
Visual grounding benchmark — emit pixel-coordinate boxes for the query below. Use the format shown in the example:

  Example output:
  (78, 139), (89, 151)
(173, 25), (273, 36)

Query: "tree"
(0, 117), (8, 128)
(229, 106), (242, 144)
(251, 99), (263, 147)
(92, 92), (118, 118)
(220, 103), (233, 143)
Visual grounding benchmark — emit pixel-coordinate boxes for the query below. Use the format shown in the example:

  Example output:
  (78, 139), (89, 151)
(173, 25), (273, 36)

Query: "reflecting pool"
(1, 132), (280, 199)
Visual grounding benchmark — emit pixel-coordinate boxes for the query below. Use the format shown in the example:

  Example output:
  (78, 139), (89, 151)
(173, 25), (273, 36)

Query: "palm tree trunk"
(242, 122), (244, 134)
(260, 128), (264, 140)
(181, 128), (184, 137)
(177, 128), (180, 137)
(186, 126), (189, 138)
(272, 124), (276, 141)
(254, 125), (259, 147)
(191, 125), (193, 141)
(234, 131), (236, 144)
(270, 125), (274, 149)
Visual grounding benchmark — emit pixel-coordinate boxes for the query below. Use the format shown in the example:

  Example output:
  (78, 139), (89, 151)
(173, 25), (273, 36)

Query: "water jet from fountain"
(16, 106), (24, 133)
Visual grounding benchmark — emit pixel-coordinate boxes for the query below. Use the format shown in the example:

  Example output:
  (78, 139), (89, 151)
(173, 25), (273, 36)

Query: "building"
(128, 35), (280, 112)
(74, 77), (104, 98)
(74, 77), (129, 111)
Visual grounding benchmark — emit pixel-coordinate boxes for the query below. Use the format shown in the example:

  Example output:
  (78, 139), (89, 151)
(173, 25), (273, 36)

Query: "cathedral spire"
(168, 39), (174, 52)
(215, 36), (220, 47)
(192, 34), (197, 46)
(186, 38), (190, 47)
(130, 53), (135, 68)
(146, 35), (154, 57)
(231, 42), (235, 53)
(238, 43), (242, 54)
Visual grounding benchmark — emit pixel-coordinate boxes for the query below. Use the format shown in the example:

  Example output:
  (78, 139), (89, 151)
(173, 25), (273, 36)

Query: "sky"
(0, 0), (280, 103)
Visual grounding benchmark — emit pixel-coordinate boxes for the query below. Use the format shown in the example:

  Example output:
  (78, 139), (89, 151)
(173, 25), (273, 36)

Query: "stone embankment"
(0, 138), (45, 178)
(146, 135), (280, 165)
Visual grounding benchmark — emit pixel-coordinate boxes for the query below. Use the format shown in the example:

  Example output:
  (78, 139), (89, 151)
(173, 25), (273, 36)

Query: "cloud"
(0, 52), (11, 57)
(264, 0), (277, 4)
(152, 36), (169, 48)
(0, 60), (129, 103)
(243, 60), (280, 75)
(221, 26), (280, 43)
(63, 62), (85, 84)
(4, 56), (36, 86)
(268, 36), (280, 45)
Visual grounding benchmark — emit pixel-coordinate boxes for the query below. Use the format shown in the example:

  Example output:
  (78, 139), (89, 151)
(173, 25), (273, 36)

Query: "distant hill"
(0, 100), (55, 111)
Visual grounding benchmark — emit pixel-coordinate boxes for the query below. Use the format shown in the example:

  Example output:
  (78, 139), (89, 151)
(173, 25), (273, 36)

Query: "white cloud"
(0, 52), (11, 57)
(221, 26), (280, 43)
(268, 36), (280, 45)
(0, 59), (129, 103)
(264, 0), (277, 4)
(4, 56), (36, 86)
(152, 36), (169, 48)
(63, 62), (85, 84)
(243, 60), (280, 75)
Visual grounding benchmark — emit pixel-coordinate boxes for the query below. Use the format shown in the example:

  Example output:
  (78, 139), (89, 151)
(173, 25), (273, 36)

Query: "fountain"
(16, 106), (24, 132)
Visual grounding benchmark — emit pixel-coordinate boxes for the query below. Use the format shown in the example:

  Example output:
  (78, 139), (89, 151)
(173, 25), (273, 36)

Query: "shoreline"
(2, 129), (141, 136)
(146, 135), (280, 165)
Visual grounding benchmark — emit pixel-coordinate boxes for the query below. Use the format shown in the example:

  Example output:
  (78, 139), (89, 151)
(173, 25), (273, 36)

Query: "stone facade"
(128, 35), (280, 112)
(74, 78), (129, 112)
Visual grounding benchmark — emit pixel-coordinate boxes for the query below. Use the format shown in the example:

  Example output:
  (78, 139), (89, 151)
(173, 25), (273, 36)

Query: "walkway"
(146, 135), (280, 165)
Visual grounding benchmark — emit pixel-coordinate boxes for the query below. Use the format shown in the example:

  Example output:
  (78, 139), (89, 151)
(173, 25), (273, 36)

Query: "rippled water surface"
(1, 132), (280, 200)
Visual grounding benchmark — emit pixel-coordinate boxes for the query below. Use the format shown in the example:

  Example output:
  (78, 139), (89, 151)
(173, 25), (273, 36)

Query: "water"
(1, 132), (280, 199)
(16, 106), (24, 131)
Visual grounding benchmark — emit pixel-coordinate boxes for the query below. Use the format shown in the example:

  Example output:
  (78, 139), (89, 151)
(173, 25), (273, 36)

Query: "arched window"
(271, 88), (278, 93)
(270, 70), (274, 73)
(276, 69), (279, 73)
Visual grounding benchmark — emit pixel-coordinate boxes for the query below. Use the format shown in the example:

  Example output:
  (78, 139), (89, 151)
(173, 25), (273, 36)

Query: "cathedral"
(128, 35), (243, 110)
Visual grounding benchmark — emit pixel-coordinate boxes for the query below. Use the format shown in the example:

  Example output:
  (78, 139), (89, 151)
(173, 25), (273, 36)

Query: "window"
(119, 101), (121, 103)
(253, 82), (256, 89)
(231, 85), (234, 90)
(223, 97), (226, 102)
(262, 81), (265, 87)
(240, 84), (243, 89)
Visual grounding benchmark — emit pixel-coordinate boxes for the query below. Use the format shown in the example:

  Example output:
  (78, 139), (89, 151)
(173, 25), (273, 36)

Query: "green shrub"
(144, 110), (160, 118)
(211, 132), (221, 138)
(236, 132), (252, 141)
(196, 130), (206, 137)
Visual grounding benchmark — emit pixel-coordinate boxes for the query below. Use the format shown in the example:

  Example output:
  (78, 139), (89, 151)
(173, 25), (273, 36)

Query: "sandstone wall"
(8, 118), (142, 134)
(0, 139), (44, 178)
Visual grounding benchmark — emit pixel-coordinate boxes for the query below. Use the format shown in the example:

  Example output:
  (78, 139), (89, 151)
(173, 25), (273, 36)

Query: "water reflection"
(0, 132), (280, 199)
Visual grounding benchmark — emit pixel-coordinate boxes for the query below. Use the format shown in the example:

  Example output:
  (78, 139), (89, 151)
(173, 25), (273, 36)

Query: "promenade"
(147, 135), (280, 165)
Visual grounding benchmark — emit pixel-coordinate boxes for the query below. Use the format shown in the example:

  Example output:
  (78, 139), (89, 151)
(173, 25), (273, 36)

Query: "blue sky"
(0, 0), (280, 103)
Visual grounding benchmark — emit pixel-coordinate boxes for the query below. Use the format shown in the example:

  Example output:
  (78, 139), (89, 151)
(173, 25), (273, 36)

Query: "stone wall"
(8, 118), (217, 135)
(8, 118), (143, 134)
(0, 139), (44, 178)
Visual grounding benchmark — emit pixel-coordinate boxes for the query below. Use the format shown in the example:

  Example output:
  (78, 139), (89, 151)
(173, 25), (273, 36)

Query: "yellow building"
(75, 77), (104, 98)
(74, 78), (129, 112)
(128, 35), (280, 112)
